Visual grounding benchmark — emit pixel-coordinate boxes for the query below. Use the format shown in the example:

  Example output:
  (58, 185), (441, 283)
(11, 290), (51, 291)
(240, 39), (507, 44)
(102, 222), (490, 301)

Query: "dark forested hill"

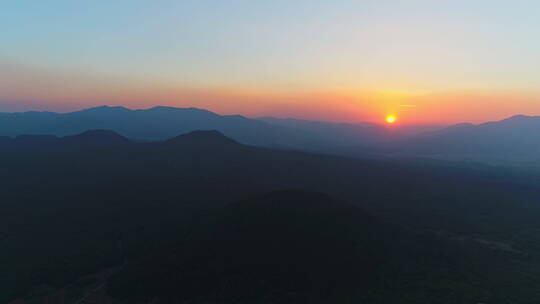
(108, 190), (539, 303)
(0, 130), (130, 150)
(108, 191), (386, 303)
(3, 130), (540, 303)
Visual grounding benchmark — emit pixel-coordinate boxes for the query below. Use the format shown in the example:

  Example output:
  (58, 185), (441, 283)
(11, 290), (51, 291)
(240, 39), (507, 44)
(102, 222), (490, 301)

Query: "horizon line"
(1, 103), (537, 127)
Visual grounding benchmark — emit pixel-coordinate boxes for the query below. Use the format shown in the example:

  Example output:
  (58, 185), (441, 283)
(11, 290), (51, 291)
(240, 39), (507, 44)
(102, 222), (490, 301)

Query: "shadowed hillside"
(0, 130), (130, 150)
(3, 130), (540, 303)
(107, 191), (540, 303)
(108, 191), (386, 303)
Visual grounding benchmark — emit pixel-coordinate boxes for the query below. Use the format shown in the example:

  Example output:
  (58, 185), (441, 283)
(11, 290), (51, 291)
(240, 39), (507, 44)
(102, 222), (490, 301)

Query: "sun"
(386, 115), (396, 124)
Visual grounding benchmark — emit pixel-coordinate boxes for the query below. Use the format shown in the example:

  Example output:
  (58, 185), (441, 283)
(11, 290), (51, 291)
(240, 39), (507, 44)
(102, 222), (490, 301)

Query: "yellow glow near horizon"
(386, 115), (396, 124)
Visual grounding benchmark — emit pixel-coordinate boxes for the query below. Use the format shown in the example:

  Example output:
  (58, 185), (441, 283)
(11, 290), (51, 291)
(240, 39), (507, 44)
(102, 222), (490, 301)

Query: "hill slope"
(107, 190), (538, 304)
(0, 130), (130, 149)
(108, 191), (386, 303)
(3, 130), (540, 303)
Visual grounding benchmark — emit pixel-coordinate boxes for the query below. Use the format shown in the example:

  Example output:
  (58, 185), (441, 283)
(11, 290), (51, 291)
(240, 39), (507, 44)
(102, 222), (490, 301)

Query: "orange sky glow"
(2, 80), (539, 125)
(3, 2), (540, 125)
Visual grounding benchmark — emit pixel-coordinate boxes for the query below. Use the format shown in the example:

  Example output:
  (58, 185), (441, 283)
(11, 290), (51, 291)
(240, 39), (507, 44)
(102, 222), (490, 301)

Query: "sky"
(1, 0), (539, 124)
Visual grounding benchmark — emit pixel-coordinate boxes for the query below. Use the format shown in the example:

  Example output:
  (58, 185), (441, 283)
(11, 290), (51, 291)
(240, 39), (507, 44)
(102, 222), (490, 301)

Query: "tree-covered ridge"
(3, 130), (540, 303)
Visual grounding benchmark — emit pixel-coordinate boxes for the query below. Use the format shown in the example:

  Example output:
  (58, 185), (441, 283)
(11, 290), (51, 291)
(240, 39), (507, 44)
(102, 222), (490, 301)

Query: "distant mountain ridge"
(0, 105), (442, 150)
(257, 116), (443, 145)
(165, 130), (240, 147)
(0, 130), (130, 149)
(261, 114), (540, 162)
(2, 105), (540, 162)
(0, 105), (317, 148)
(391, 115), (540, 160)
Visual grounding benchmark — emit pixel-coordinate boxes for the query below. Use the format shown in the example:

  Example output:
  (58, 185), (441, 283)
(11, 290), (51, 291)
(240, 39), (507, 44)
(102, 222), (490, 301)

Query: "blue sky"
(1, 1), (539, 123)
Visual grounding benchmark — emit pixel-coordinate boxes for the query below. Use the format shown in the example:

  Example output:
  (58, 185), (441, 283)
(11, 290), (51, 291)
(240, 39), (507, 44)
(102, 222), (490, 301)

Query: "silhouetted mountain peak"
(223, 114), (249, 120)
(492, 114), (540, 126)
(0, 105), (324, 147)
(148, 106), (191, 111)
(75, 105), (131, 115)
(506, 114), (531, 121)
(165, 130), (239, 147)
(146, 106), (218, 116)
(61, 130), (131, 146)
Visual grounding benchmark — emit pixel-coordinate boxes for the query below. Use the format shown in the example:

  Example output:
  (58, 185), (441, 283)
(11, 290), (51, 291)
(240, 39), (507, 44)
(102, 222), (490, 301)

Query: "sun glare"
(386, 115), (396, 124)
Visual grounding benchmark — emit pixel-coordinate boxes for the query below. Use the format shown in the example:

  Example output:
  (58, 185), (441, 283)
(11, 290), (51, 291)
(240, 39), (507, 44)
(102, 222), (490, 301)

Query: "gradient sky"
(1, 0), (539, 124)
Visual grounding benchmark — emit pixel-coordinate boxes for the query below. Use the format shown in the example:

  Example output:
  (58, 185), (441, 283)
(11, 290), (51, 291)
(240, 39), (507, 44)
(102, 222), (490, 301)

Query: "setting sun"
(386, 115), (396, 124)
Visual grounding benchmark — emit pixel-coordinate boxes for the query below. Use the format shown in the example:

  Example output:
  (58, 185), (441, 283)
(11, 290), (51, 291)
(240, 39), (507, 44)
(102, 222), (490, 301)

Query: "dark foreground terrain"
(3, 130), (540, 303)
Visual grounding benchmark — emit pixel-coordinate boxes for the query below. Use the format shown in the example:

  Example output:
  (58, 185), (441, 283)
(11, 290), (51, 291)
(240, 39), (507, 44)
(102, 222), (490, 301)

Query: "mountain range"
(388, 115), (540, 161)
(2, 106), (540, 163)
(0, 106), (319, 149)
